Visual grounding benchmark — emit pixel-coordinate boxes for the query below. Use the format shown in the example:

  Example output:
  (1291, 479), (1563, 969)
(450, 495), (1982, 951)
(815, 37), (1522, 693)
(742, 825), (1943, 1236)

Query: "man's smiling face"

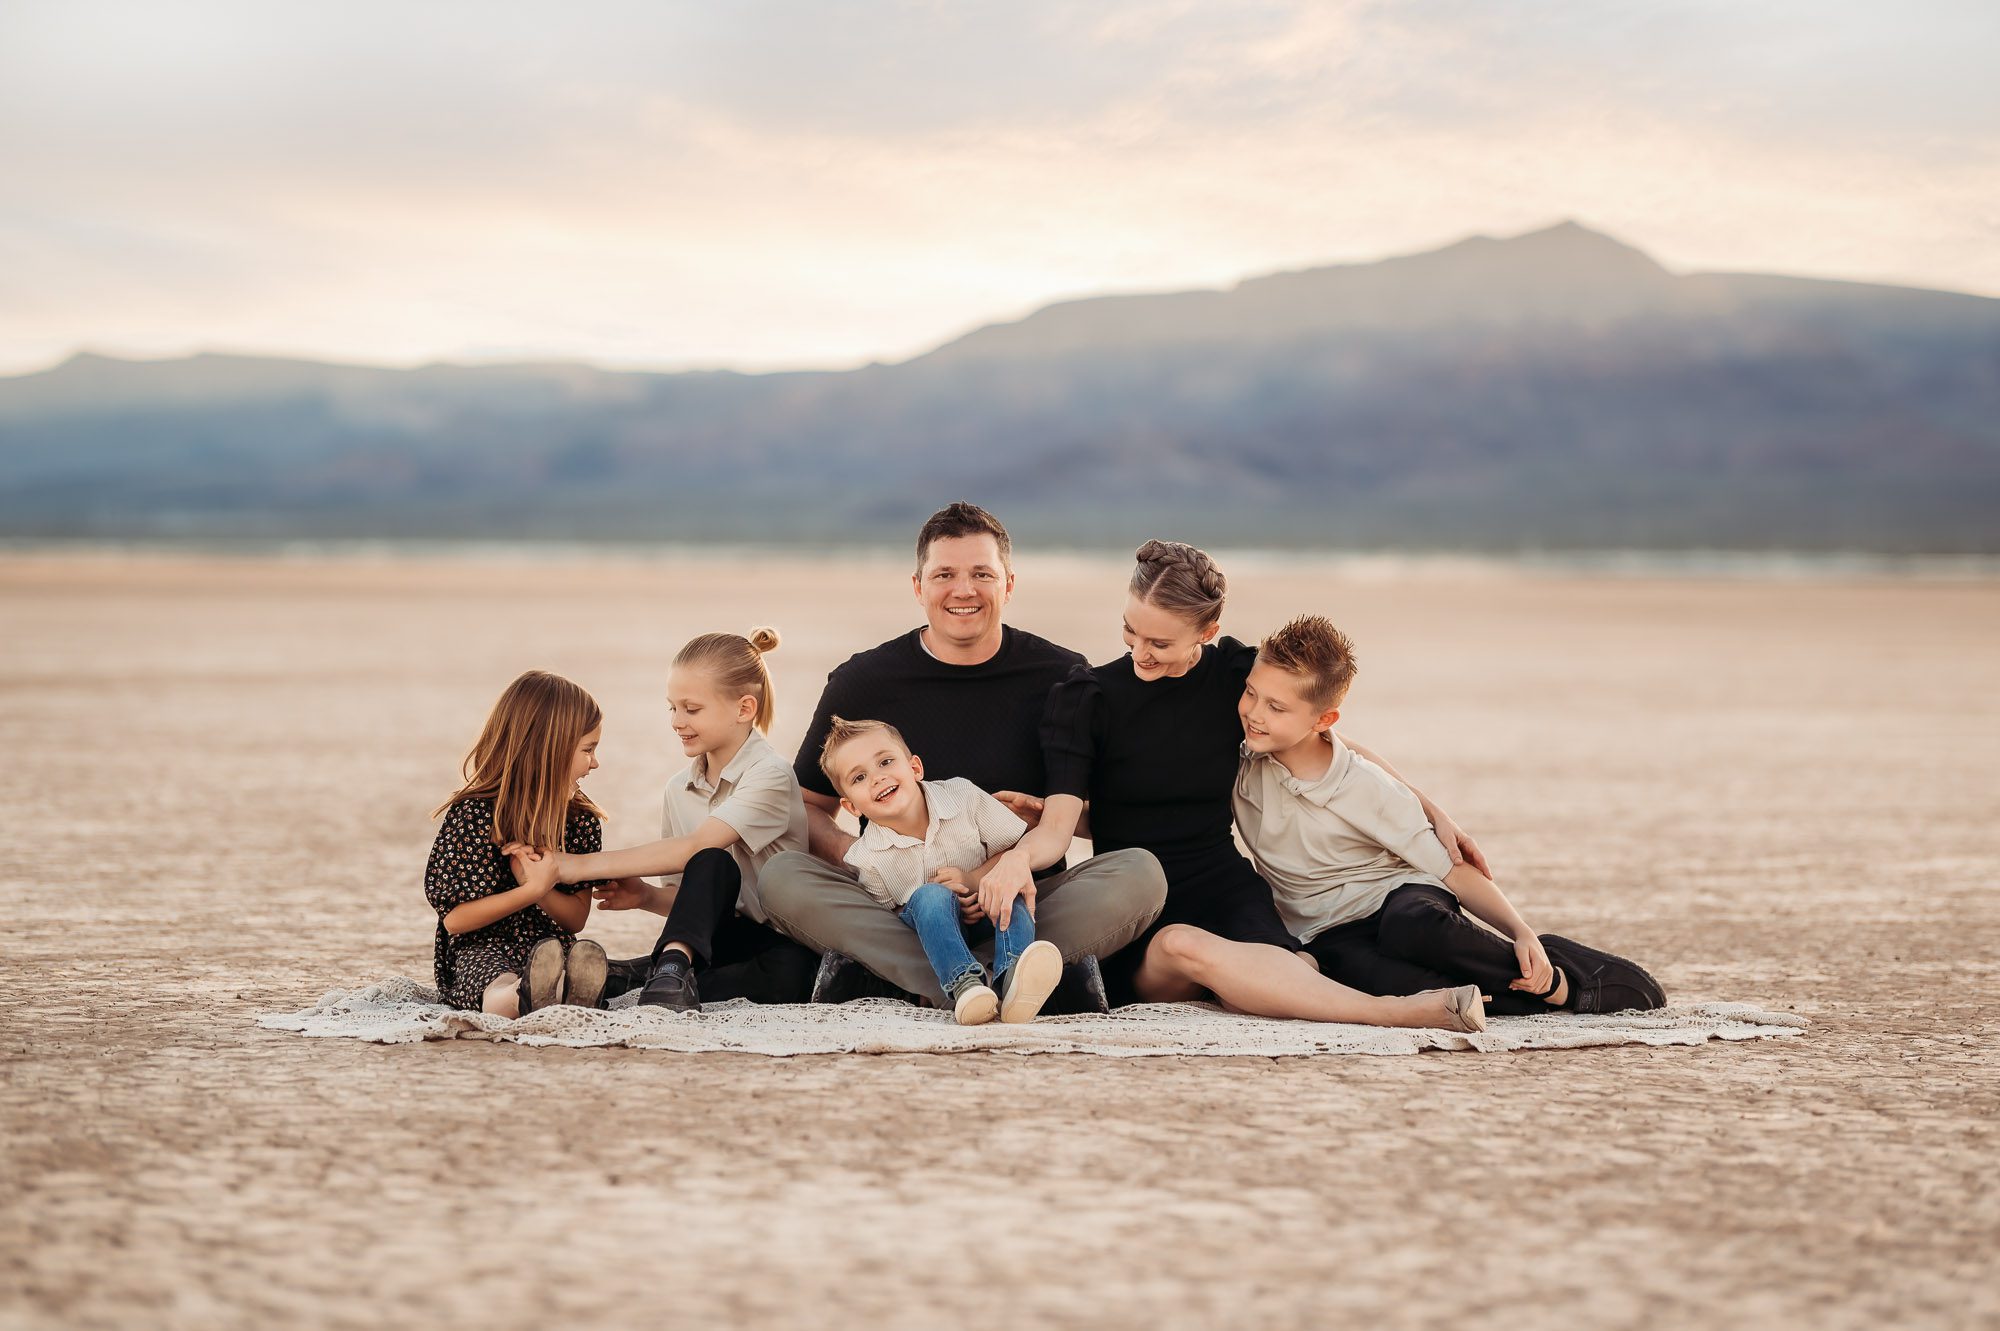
(913, 532), (1012, 659)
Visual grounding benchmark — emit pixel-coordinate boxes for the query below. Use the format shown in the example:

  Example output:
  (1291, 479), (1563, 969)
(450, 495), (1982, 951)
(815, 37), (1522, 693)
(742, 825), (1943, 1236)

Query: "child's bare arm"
(442, 851), (560, 936)
(1443, 862), (1554, 995)
(508, 816), (741, 884)
(537, 882), (591, 934)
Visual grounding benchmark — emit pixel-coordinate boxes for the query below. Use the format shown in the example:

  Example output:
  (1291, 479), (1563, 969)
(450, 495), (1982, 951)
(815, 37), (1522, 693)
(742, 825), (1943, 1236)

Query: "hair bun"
(1134, 539), (1178, 565)
(748, 626), (781, 654)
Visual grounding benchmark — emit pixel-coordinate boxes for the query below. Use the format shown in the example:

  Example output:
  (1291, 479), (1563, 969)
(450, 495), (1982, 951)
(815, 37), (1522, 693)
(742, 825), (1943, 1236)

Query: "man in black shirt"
(758, 502), (1167, 1005)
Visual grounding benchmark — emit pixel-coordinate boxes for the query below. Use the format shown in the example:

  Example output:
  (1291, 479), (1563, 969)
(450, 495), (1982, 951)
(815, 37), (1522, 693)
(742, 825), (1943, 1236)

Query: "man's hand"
(1508, 932), (1554, 996)
(591, 877), (654, 912)
(990, 791), (1045, 830)
(1424, 805), (1493, 880)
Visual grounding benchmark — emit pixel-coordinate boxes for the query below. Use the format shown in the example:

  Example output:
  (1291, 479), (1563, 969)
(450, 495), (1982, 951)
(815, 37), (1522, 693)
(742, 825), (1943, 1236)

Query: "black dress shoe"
(602, 954), (652, 1001)
(808, 951), (916, 1004)
(639, 954), (701, 1012)
(1041, 956), (1110, 1016)
(1540, 934), (1666, 1013)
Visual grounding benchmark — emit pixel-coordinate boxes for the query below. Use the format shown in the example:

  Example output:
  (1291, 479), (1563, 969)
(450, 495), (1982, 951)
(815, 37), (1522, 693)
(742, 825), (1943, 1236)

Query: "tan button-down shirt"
(1232, 734), (1456, 943)
(660, 728), (807, 923)
(842, 778), (1028, 909)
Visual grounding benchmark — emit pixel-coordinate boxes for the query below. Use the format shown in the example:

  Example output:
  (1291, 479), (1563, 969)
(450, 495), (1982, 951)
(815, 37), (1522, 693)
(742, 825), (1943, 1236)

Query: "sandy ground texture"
(2, 548), (1996, 1330)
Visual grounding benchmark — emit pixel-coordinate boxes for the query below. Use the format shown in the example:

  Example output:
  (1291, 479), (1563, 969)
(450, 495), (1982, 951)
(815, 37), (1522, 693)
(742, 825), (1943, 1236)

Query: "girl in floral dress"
(425, 670), (610, 1016)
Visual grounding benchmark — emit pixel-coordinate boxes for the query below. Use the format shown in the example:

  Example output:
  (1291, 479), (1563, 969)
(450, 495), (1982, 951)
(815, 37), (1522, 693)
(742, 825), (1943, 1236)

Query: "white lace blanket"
(258, 977), (1807, 1057)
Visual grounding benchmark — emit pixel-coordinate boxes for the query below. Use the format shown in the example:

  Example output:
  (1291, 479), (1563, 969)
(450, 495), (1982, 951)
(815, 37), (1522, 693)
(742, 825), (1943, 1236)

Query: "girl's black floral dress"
(424, 797), (608, 1010)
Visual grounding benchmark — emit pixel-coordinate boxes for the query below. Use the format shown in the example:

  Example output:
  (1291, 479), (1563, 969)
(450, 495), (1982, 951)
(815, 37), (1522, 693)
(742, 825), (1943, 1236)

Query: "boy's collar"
(856, 778), (949, 847)
(1250, 730), (1348, 787)
(688, 729), (766, 793)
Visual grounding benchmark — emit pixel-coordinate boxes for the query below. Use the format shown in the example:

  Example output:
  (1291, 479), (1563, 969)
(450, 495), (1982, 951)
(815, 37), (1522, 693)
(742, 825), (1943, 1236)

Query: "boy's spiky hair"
(1257, 615), (1359, 709)
(818, 715), (910, 786)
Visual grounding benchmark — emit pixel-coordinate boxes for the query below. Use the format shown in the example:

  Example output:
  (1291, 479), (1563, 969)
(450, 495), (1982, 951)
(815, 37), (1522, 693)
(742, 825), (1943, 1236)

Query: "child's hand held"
(593, 878), (650, 911)
(510, 846), (561, 896)
(1509, 933), (1553, 993)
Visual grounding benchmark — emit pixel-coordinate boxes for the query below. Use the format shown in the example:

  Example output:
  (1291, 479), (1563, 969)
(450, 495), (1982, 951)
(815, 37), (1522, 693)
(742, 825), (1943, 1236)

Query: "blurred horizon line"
(7, 537), (1998, 583)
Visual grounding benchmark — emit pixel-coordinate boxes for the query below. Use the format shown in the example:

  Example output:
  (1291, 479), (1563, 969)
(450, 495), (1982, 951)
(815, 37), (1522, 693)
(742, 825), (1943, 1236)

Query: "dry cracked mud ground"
(3, 551), (1994, 1329)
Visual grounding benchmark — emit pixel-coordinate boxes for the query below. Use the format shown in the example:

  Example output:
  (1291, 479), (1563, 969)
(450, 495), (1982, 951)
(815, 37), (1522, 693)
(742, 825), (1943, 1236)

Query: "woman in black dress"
(985, 541), (1485, 1030)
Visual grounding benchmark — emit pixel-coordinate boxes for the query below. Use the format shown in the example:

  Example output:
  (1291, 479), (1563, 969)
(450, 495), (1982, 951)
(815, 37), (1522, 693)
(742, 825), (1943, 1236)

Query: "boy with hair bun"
(1234, 615), (1666, 1015)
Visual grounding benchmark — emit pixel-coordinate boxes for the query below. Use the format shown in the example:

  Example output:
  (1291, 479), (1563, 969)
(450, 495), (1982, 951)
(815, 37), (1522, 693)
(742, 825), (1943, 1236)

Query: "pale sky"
(2, 0), (1995, 376)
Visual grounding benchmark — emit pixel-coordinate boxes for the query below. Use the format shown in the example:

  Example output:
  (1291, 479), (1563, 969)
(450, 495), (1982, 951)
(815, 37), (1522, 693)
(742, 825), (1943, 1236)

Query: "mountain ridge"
(3, 221), (1997, 551)
(14, 220), (1996, 389)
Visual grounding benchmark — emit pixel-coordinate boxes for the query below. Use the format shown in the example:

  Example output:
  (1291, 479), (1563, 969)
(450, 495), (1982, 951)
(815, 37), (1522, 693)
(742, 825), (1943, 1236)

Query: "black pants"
(651, 848), (817, 1004)
(1305, 882), (1561, 1017)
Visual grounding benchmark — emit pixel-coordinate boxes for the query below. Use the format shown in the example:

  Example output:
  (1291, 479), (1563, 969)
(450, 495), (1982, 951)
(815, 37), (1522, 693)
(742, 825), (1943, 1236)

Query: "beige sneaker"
(998, 940), (1064, 1024)
(949, 976), (999, 1025)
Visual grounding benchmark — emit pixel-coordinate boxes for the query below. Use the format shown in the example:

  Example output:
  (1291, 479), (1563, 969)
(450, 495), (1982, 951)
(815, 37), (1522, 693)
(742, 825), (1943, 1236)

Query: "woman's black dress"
(1041, 637), (1297, 1001)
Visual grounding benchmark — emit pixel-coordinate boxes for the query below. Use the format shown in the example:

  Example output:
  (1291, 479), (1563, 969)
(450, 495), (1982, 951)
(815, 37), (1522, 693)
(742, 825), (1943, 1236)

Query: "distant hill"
(3, 221), (1997, 551)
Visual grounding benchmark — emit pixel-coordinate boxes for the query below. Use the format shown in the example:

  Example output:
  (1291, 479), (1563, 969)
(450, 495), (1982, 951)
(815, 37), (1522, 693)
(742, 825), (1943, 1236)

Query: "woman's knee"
(1149, 924), (1218, 978)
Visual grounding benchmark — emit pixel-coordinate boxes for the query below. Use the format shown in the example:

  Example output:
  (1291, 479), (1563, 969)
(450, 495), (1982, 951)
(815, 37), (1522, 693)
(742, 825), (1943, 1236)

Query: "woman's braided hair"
(1128, 539), (1227, 628)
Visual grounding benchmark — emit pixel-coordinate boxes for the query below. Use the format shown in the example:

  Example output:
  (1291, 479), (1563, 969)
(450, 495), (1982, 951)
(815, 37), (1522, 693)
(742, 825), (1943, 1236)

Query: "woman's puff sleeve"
(1039, 665), (1104, 800)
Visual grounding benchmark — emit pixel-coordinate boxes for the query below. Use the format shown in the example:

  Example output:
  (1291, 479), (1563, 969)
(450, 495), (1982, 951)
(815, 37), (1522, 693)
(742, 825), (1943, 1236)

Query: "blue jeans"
(897, 882), (1035, 994)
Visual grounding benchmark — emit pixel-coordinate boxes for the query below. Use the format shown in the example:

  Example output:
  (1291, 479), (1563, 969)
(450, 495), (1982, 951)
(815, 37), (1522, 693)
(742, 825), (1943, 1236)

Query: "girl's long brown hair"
(435, 670), (606, 850)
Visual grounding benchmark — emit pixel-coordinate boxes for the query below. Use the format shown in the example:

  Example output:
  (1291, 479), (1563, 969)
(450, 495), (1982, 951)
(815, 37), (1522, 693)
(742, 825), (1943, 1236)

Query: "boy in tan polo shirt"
(1232, 615), (1666, 1015)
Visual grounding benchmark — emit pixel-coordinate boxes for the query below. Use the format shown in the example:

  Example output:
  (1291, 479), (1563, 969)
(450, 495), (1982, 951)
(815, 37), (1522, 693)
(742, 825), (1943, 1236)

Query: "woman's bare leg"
(1135, 925), (1471, 1028)
(481, 973), (521, 1018)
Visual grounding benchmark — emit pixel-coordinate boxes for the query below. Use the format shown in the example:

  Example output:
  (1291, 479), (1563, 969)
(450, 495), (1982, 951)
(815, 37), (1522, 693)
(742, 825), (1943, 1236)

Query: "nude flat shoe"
(1439, 984), (1487, 1033)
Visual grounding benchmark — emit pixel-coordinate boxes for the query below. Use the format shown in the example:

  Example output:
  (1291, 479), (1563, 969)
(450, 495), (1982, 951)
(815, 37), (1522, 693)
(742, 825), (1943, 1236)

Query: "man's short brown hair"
(818, 715), (910, 786)
(915, 501), (1012, 574)
(1257, 615), (1359, 709)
